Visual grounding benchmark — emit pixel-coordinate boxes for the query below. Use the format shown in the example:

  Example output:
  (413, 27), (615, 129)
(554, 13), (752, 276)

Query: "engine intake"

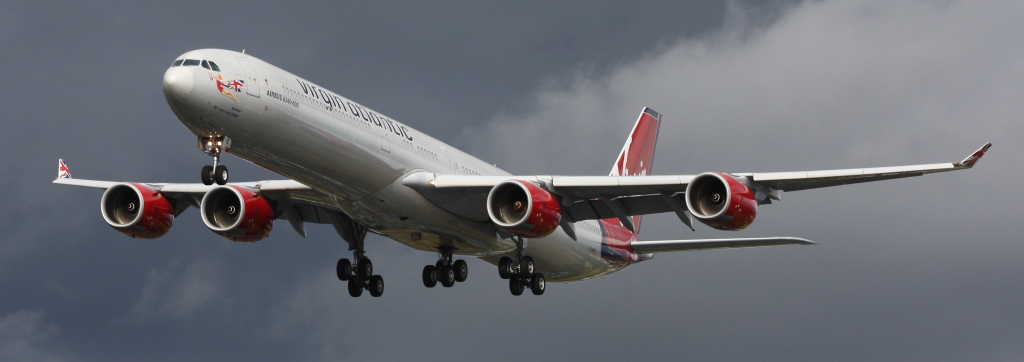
(487, 180), (561, 238)
(685, 172), (757, 231)
(100, 183), (174, 239)
(201, 185), (275, 242)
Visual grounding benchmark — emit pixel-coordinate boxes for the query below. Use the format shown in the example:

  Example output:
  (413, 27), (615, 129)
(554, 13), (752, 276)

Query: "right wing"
(404, 143), (991, 227)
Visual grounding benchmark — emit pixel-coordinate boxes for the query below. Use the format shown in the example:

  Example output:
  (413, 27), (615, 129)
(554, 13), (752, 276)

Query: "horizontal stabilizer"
(631, 237), (813, 253)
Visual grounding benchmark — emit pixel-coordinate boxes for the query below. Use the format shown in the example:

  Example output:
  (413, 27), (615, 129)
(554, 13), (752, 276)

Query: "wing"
(403, 143), (991, 226)
(53, 169), (348, 238)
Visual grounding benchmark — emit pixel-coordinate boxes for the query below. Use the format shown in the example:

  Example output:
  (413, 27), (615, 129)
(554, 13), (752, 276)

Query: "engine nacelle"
(200, 185), (275, 242)
(487, 180), (561, 238)
(100, 182), (174, 239)
(685, 172), (758, 231)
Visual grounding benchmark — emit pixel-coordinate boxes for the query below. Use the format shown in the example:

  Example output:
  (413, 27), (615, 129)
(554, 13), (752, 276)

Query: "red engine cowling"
(100, 182), (174, 239)
(487, 180), (561, 238)
(684, 172), (757, 231)
(200, 185), (275, 242)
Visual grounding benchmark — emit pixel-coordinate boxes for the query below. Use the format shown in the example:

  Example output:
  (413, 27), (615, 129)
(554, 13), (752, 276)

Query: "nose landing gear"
(199, 136), (229, 185)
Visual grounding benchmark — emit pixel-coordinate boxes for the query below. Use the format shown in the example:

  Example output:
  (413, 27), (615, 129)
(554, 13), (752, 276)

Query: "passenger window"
(201, 60), (210, 70)
(172, 59), (184, 67)
(182, 59), (200, 66)
(208, 61), (221, 72)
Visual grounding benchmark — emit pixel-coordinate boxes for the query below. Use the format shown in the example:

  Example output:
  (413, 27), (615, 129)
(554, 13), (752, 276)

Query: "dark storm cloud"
(2, 0), (1021, 361)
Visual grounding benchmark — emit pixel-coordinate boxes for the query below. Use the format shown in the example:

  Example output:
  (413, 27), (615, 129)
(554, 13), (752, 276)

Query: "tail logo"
(58, 159), (72, 179)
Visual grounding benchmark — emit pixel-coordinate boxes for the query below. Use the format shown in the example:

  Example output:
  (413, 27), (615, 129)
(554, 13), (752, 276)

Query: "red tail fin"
(609, 108), (661, 233)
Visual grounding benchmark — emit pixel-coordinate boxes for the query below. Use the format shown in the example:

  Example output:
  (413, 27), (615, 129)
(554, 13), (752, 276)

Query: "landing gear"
(331, 214), (383, 297)
(422, 247), (469, 289)
(336, 259), (352, 281)
(338, 255), (383, 298)
(498, 237), (546, 296)
(199, 136), (229, 185)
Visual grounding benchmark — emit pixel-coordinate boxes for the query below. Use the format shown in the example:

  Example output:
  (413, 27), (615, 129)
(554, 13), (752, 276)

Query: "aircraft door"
(380, 127), (391, 153)
(236, 59), (261, 98)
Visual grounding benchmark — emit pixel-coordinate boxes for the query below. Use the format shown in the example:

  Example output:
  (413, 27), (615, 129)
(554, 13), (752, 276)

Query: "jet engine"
(200, 185), (275, 242)
(487, 180), (561, 238)
(685, 172), (757, 231)
(100, 183), (174, 239)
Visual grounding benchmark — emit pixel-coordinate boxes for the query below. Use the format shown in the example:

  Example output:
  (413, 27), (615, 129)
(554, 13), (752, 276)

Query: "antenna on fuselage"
(242, 49), (246, 54)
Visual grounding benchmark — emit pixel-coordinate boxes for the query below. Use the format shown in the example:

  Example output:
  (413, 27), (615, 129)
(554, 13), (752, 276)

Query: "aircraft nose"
(163, 66), (193, 97)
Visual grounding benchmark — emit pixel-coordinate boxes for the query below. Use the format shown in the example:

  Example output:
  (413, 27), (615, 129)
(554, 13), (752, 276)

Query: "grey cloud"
(0, 310), (73, 362)
(129, 256), (227, 321)
(2, 0), (1022, 361)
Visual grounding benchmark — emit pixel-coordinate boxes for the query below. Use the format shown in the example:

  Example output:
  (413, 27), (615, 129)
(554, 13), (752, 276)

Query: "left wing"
(403, 143), (991, 224)
(52, 160), (349, 238)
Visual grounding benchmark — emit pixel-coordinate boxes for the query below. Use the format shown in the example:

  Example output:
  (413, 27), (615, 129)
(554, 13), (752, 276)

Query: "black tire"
(453, 259), (468, 282)
(531, 273), (546, 295)
(347, 278), (363, 297)
(519, 256), (535, 276)
(368, 275), (384, 297)
(201, 165), (214, 185)
(498, 256), (511, 279)
(214, 165), (229, 185)
(422, 265), (437, 288)
(357, 258), (373, 279)
(335, 258), (351, 281)
(435, 259), (445, 270)
(509, 277), (524, 296)
(439, 266), (456, 288)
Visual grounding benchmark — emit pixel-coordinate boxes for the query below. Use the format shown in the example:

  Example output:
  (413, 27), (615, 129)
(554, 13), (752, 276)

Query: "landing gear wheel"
(201, 165), (214, 185)
(439, 266), (456, 288)
(453, 259), (468, 282)
(531, 273), (546, 295)
(347, 278), (363, 297)
(509, 277), (525, 296)
(519, 256), (535, 276)
(422, 265), (437, 288)
(368, 275), (384, 297)
(357, 258), (373, 279)
(214, 165), (229, 185)
(336, 258), (352, 281)
(498, 256), (512, 279)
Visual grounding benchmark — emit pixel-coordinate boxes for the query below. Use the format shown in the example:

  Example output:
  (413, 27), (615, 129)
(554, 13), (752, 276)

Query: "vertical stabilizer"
(609, 108), (661, 233)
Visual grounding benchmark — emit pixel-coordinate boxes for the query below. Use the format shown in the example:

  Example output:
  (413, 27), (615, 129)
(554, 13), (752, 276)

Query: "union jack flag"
(226, 79), (244, 92)
(58, 159), (72, 179)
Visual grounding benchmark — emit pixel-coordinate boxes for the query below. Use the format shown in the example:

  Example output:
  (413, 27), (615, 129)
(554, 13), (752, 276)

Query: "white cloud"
(462, 1), (1022, 177)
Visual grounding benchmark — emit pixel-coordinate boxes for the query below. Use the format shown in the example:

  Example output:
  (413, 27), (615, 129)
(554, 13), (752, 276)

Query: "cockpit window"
(182, 59), (201, 66)
(172, 59), (184, 67)
(201, 60), (211, 70)
(208, 61), (221, 72)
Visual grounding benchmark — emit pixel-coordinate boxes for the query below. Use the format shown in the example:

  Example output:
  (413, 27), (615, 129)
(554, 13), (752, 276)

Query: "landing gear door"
(236, 59), (261, 98)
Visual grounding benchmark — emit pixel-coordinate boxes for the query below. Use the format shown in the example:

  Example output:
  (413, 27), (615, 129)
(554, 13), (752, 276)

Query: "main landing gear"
(332, 216), (383, 297)
(336, 250), (384, 298)
(199, 136), (229, 185)
(422, 247), (468, 289)
(497, 237), (545, 296)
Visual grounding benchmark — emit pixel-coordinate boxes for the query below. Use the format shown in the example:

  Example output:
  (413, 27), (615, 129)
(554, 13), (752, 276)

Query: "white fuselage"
(163, 49), (634, 281)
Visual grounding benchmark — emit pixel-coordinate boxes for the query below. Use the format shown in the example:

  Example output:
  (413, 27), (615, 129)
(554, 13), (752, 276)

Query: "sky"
(1, 0), (1023, 360)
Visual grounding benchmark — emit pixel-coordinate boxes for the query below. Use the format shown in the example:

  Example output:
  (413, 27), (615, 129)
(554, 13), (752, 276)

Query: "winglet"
(58, 159), (72, 179)
(955, 143), (992, 169)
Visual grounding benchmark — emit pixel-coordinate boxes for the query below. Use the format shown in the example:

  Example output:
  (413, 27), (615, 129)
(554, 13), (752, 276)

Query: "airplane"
(54, 48), (991, 298)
